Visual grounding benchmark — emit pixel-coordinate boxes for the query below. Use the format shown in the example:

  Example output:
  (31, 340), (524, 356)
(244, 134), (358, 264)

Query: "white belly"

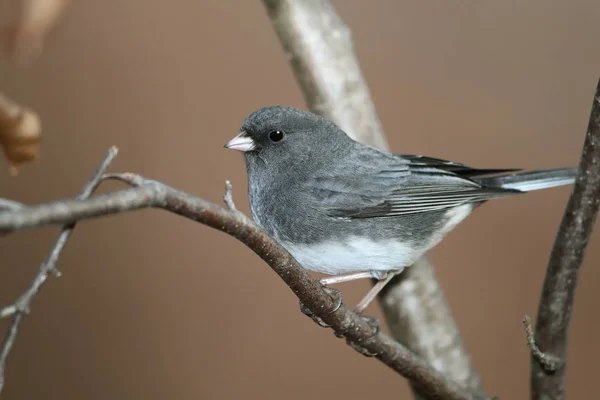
(280, 204), (473, 276)
(280, 236), (420, 276)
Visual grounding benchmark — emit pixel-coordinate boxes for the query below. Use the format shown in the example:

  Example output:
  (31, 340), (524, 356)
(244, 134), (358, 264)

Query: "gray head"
(224, 106), (352, 174)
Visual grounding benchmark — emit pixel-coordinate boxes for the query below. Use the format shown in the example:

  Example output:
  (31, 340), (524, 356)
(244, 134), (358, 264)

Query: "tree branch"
(223, 180), (237, 211)
(0, 146), (118, 394)
(261, 0), (484, 397)
(530, 79), (600, 400)
(0, 169), (482, 400)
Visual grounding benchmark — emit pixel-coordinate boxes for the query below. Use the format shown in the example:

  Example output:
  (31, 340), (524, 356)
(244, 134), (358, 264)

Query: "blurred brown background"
(1, 1), (599, 399)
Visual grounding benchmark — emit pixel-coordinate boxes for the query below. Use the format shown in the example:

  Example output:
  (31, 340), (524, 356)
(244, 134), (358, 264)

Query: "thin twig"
(223, 180), (237, 211)
(0, 307), (16, 319)
(0, 147), (118, 394)
(261, 1), (484, 397)
(522, 315), (559, 372)
(0, 171), (480, 400)
(0, 199), (23, 210)
(531, 79), (600, 400)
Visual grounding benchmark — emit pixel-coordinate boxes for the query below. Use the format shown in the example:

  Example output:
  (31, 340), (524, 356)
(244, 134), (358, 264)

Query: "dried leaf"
(3, 0), (71, 64)
(0, 93), (41, 175)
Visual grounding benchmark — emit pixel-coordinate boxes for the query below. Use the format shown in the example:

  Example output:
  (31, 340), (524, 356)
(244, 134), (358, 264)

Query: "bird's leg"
(354, 272), (396, 314)
(320, 271), (373, 285)
(345, 274), (398, 357)
(301, 270), (396, 329)
(300, 272), (372, 328)
(313, 271), (373, 320)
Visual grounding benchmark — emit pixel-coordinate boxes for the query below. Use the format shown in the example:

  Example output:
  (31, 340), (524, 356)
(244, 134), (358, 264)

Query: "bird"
(224, 105), (577, 314)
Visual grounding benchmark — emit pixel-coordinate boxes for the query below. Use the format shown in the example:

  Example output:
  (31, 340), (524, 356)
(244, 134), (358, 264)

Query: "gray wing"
(310, 149), (521, 219)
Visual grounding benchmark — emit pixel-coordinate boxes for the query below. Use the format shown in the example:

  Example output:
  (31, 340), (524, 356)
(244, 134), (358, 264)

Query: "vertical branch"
(531, 79), (600, 400)
(261, 0), (484, 397)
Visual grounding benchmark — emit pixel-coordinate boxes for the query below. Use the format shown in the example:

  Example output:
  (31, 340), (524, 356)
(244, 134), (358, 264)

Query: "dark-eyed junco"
(225, 106), (577, 313)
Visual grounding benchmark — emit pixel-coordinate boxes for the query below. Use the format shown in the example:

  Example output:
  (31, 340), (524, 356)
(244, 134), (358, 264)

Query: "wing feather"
(317, 151), (521, 219)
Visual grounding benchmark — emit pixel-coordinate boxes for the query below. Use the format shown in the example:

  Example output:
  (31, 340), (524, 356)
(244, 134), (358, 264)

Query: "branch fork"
(522, 315), (561, 372)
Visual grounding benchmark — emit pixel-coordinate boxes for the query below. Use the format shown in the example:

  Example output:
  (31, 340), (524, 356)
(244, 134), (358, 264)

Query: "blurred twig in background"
(0, 92), (41, 175)
(3, 0), (70, 64)
(0, 0), (71, 174)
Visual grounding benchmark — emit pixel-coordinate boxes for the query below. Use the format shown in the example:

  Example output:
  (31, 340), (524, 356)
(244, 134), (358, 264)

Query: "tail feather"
(475, 168), (578, 192)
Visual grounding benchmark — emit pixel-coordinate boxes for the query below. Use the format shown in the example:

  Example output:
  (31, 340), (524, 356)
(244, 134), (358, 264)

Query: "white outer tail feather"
(477, 168), (578, 192)
(500, 176), (576, 191)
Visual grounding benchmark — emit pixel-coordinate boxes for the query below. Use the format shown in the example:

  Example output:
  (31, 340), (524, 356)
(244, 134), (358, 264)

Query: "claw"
(322, 287), (343, 313)
(298, 286), (344, 329)
(310, 314), (331, 328)
(345, 316), (380, 357)
(348, 340), (379, 357)
(361, 316), (380, 338)
(299, 301), (331, 328)
(299, 301), (313, 318)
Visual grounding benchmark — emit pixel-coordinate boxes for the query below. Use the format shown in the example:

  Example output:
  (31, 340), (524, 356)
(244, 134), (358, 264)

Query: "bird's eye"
(269, 130), (284, 142)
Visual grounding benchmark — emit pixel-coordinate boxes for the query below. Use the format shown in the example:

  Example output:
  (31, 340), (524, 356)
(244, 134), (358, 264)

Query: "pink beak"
(224, 131), (255, 152)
